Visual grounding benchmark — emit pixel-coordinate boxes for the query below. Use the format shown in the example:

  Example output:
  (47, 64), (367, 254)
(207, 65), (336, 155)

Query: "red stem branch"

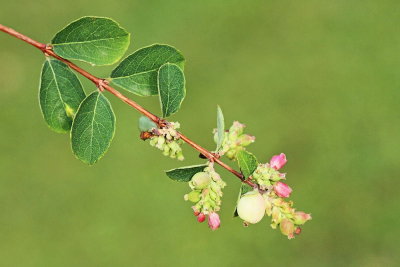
(0, 23), (255, 187)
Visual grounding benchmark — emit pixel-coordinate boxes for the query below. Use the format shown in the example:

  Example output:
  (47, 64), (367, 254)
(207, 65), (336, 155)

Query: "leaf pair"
(39, 16), (187, 165)
(40, 17), (126, 165)
(110, 44), (186, 118)
(39, 59), (115, 165)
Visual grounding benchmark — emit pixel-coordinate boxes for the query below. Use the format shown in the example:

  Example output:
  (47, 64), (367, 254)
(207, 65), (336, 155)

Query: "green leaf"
(158, 63), (186, 118)
(110, 44), (185, 96)
(39, 58), (86, 133)
(138, 116), (157, 132)
(51, 17), (130, 66)
(216, 106), (225, 151)
(165, 164), (207, 182)
(240, 183), (254, 195)
(236, 150), (258, 178)
(71, 91), (116, 165)
(233, 184), (254, 217)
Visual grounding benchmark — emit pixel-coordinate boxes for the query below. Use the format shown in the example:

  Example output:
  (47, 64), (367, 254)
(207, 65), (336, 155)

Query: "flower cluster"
(236, 153), (311, 239)
(252, 153), (289, 191)
(265, 192), (311, 239)
(146, 122), (184, 161)
(184, 163), (226, 230)
(214, 121), (255, 160)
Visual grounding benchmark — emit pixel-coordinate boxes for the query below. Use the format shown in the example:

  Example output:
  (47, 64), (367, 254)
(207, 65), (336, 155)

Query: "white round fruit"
(191, 172), (211, 189)
(237, 191), (266, 224)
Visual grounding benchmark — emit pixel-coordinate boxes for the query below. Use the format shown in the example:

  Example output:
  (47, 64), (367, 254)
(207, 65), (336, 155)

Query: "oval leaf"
(158, 63), (186, 118)
(110, 44), (185, 96)
(52, 17), (130, 66)
(71, 91), (116, 165)
(138, 116), (157, 132)
(39, 58), (86, 133)
(165, 164), (207, 182)
(236, 150), (258, 178)
(216, 106), (225, 151)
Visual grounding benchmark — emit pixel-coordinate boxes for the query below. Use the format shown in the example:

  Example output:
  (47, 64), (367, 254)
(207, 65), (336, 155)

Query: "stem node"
(0, 23), (258, 189)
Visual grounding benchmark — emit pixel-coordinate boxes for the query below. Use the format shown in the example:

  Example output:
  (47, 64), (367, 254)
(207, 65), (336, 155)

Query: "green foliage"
(110, 44), (185, 96)
(158, 63), (186, 118)
(216, 106), (225, 151)
(165, 164), (208, 182)
(71, 91), (116, 165)
(51, 17), (130, 66)
(39, 58), (86, 133)
(38, 17), (190, 164)
(236, 150), (258, 178)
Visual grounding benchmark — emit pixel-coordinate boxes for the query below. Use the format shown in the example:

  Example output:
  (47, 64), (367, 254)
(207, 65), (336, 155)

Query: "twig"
(0, 23), (255, 187)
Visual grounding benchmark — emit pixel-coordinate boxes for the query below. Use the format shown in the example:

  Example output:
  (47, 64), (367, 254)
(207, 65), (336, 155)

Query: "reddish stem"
(0, 23), (255, 187)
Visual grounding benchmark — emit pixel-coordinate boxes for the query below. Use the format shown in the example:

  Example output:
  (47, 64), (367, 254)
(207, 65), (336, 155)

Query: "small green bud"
(209, 191), (218, 200)
(186, 190), (201, 203)
(169, 142), (180, 152)
(149, 138), (157, 146)
(293, 212), (312, 225)
(157, 136), (165, 148)
(280, 218), (295, 239)
(272, 206), (282, 225)
(264, 196), (272, 216)
(177, 151), (184, 161)
(163, 145), (170, 156)
(237, 134), (255, 146)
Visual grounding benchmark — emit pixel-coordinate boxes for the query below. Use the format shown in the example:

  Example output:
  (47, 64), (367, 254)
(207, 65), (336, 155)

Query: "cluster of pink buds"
(252, 153), (289, 191)
(237, 153), (311, 239)
(184, 163), (226, 230)
(214, 121), (255, 160)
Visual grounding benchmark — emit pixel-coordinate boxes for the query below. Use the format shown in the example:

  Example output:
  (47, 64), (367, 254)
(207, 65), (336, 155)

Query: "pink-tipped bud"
(237, 134), (255, 146)
(274, 182), (292, 198)
(280, 218), (295, 239)
(270, 153), (287, 170)
(197, 213), (206, 223)
(208, 212), (220, 230)
(293, 211), (312, 225)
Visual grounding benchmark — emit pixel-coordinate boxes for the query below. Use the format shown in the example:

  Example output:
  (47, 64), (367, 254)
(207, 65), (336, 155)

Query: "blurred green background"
(1, 0), (399, 266)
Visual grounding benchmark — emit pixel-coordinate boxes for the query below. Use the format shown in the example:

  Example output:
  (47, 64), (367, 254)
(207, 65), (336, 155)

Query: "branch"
(0, 23), (255, 187)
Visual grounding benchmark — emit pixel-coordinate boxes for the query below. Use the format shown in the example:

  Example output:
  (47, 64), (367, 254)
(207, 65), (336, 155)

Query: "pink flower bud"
(274, 182), (292, 198)
(294, 227), (302, 235)
(208, 212), (220, 230)
(293, 211), (312, 225)
(197, 213), (206, 223)
(280, 219), (295, 239)
(193, 210), (200, 216)
(270, 153), (287, 170)
(237, 134), (255, 146)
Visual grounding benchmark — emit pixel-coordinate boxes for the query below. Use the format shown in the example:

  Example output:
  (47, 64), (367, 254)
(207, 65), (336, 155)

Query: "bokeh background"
(1, 1), (399, 266)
